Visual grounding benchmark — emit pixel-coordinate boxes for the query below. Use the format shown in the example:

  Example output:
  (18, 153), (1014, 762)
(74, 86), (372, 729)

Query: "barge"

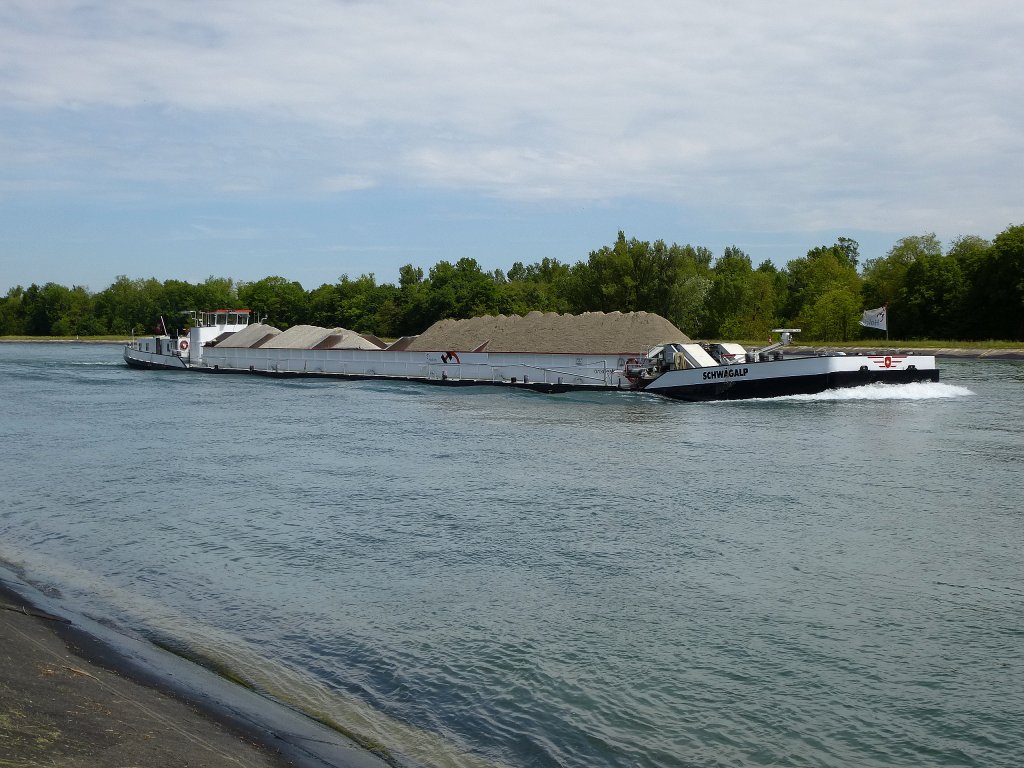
(124, 310), (939, 401)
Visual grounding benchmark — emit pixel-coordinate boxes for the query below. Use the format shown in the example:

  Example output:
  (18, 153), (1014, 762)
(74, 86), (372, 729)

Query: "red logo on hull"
(867, 355), (906, 369)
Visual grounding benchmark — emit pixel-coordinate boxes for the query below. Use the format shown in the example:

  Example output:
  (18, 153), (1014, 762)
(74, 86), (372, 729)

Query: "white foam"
(776, 382), (973, 402)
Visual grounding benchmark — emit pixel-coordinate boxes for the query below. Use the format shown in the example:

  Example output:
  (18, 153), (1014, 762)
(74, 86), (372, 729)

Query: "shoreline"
(2, 337), (1023, 359)
(0, 338), (130, 344)
(0, 566), (389, 768)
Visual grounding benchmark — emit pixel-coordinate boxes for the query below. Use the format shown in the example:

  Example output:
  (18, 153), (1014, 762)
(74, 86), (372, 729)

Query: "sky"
(2, 0), (1022, 294)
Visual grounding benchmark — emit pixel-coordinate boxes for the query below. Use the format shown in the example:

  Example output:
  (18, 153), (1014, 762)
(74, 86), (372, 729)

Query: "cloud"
(1, 0), (1022, 235)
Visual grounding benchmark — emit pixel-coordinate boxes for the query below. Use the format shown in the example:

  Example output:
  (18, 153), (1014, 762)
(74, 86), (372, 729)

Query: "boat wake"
(777, 381), (973, 402)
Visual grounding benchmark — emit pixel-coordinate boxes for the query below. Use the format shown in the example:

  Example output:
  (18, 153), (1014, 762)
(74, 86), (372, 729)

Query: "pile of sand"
(260, 325), (336, 349)
(218, 323), (383, 350)
(405, 311), (688, 354)
(215, 323), (281, 348)
(313, 330), (384, 351)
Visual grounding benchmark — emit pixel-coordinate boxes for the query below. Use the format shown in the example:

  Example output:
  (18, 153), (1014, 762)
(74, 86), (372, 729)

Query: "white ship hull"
(643, 353), (938, 401)
(125, 338), (938, 400)
(125, 312), (939, 400)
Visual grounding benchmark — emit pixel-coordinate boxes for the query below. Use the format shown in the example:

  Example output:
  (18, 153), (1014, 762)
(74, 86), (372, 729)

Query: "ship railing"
(488, 360), (613, 386)
(426, 362), (462, 381)
(261, 358), (450, 380)
(517, 363), (608, 384)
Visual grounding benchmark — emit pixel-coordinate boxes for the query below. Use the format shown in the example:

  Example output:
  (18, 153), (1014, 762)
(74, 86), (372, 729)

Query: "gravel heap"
(259, 325), (336, 349)
(405, 311), (688, 354)
(215, 323), (281, 347)
(217, 323), (382, 350)
(314, 330), (384, 350)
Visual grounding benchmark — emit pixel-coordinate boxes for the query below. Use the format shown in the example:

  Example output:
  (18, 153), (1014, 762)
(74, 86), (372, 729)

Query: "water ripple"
(1, 347), (1022, 767)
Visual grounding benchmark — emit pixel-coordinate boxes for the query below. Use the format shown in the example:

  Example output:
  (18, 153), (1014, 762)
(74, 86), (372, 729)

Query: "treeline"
(2, 225), (1022, 341)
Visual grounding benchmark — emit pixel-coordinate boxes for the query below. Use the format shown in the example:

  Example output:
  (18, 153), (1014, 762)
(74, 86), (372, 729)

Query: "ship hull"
(124, 338), (940, 402)
(641, 355), (939, 401)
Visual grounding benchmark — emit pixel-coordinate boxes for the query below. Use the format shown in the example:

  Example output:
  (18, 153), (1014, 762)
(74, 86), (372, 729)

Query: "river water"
(1, 343), (1021, 768)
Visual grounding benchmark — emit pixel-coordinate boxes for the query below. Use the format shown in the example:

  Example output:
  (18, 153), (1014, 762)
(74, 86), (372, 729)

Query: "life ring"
(179, 339), (189, 351)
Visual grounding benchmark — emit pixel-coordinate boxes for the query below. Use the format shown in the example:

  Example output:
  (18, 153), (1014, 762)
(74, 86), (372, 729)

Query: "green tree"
(572, 232), (672, 314)
(423, 258), (499, 323)
(237, 276), (308, 329)
(835, 236), (861, 269)
(51, 285), (105, 336)
(307, 283), (342, 328)
(784, 239), (861, 322)
(979, 224), (1024, 339)
(157, 280), (198, 333)
(497, 257), (572, 316)
(336, 274), (378, 329)
(329, 273), (399, 334)
(20, 282), (92, 335)
(899, 253), (967, 338)
(0, 286), (26, 335)
(393, 264), (430, 335)
(702, 246), (778, 339)
(569, 232), (639, 311)
(194, 277), (237, 311)
(368, 283), (403, 338)
(566, 233), (714, 335)
(94, 276), (162, 334)
(947, 235), (991, 339)
(861, 234), (942, 336)
(665, 245), (713, 335)
(799, 287), (863, 341)
(781, 238), (862, 340)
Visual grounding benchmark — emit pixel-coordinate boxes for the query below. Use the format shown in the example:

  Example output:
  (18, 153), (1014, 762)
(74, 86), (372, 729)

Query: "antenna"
(771, 329), (801, 346)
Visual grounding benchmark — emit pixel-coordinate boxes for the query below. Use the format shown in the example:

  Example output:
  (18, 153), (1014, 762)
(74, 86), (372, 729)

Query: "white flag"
(859, 305), (887, 331)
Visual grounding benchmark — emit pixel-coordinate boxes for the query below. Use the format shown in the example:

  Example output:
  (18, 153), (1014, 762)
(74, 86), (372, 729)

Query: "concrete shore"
(0, 575), (388, 768)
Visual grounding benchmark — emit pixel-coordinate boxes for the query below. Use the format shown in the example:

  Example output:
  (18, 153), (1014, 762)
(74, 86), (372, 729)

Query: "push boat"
(123, 310), (939, 401)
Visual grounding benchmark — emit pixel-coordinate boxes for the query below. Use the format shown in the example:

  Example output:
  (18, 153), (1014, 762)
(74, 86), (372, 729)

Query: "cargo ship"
(123, 309), (939, 401)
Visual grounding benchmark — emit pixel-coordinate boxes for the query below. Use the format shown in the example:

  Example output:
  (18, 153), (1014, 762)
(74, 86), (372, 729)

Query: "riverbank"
(3, 336), (1024, 359)
(0, 337), (129, 344)
(0, 572), (389, 768)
